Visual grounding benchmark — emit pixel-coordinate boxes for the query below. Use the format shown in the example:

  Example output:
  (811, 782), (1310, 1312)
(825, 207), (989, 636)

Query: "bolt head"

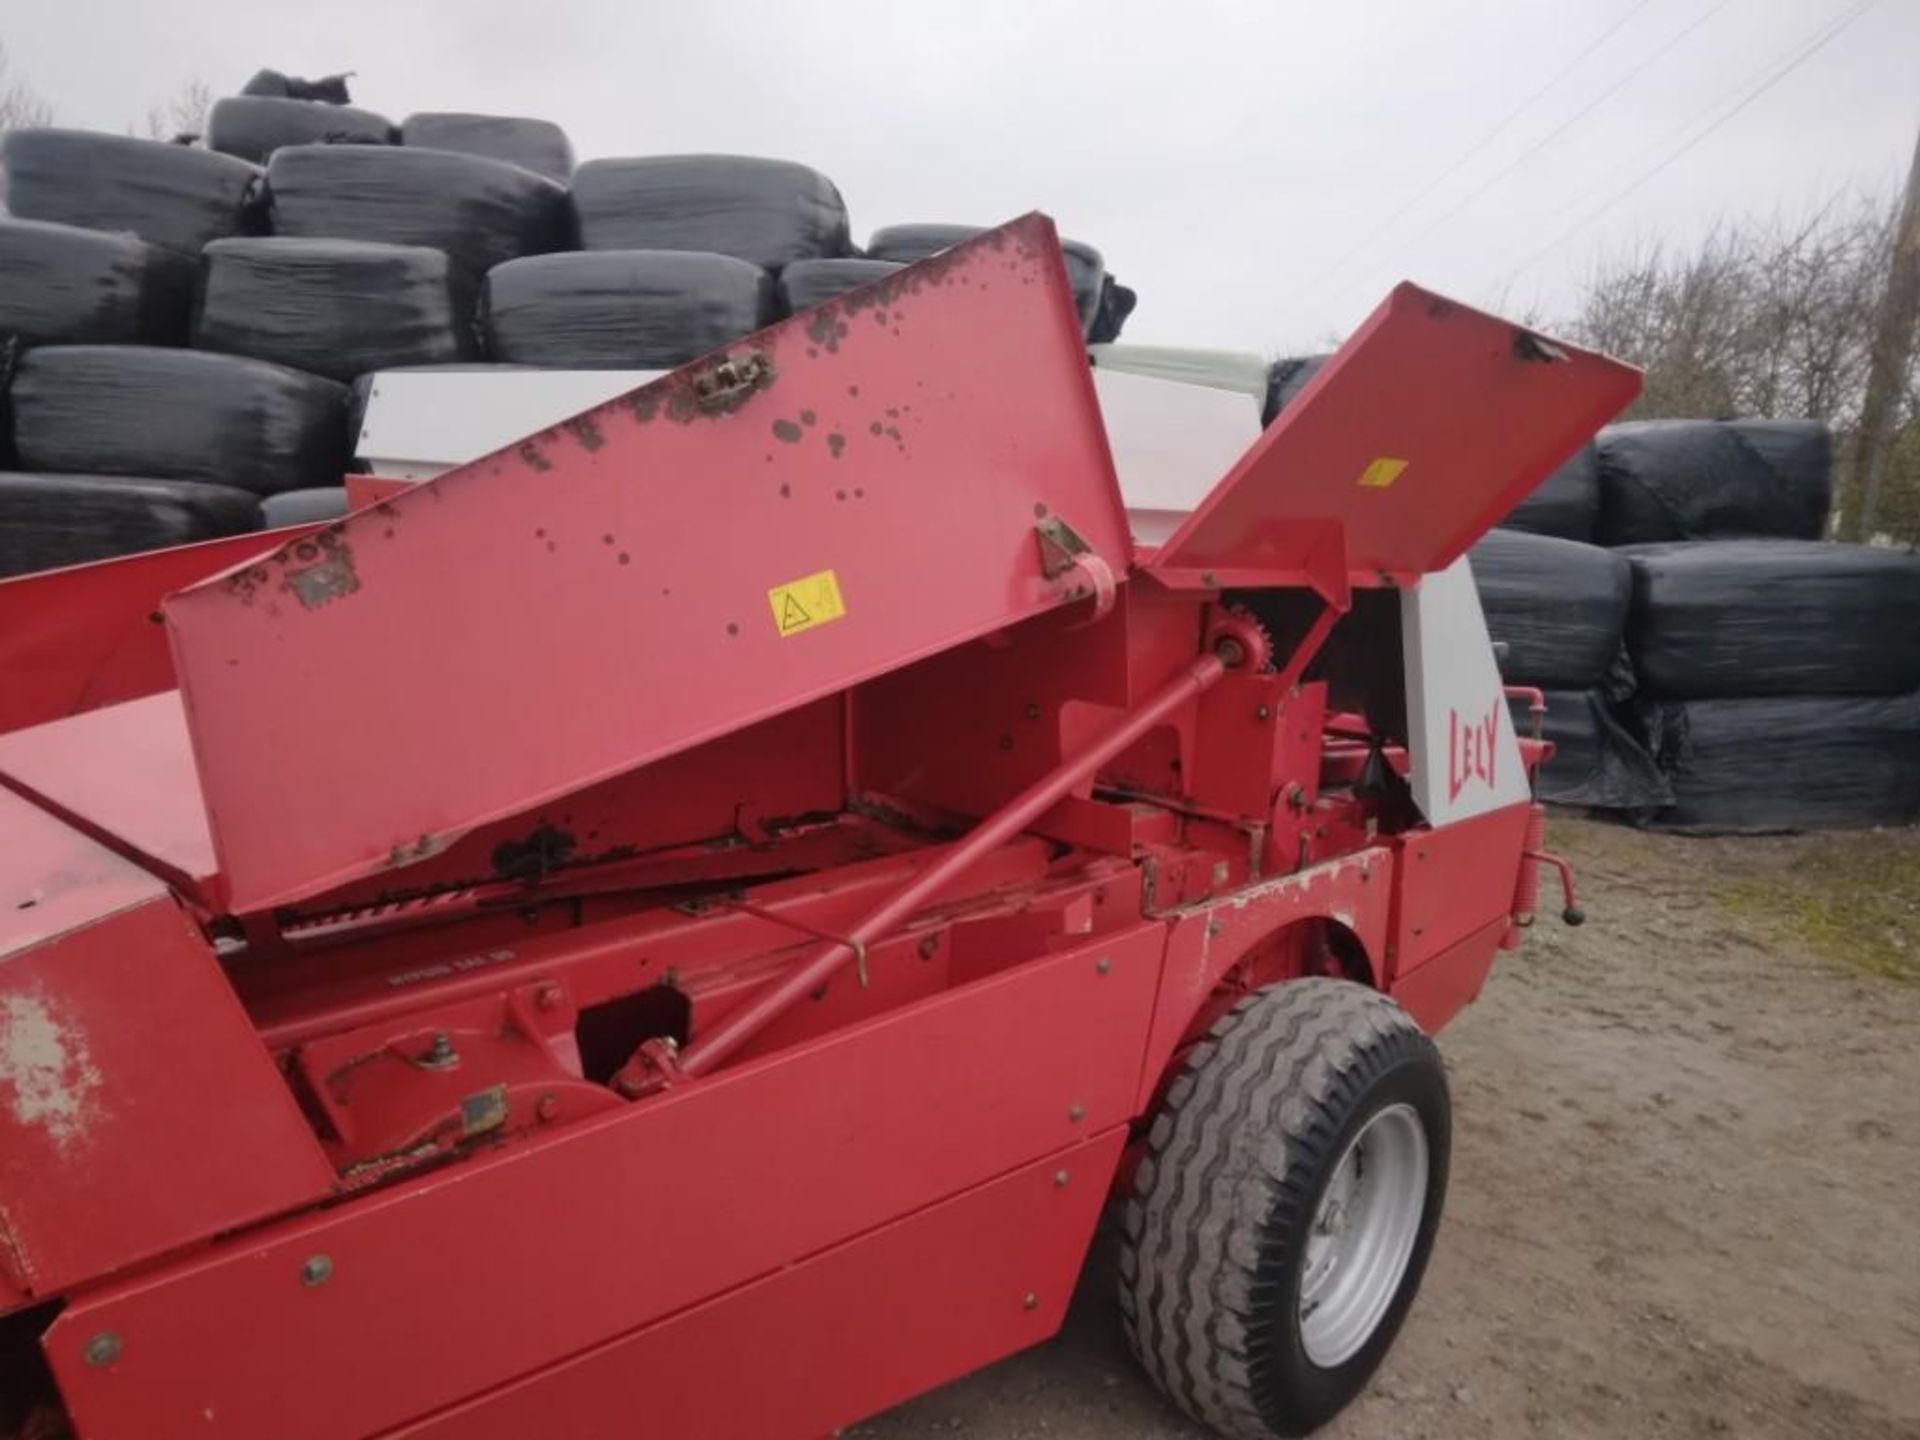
(1067, 1102), (1086, 1124)
(535, 984), (564, 1011)
(1054, 1169), (1071, 1188)
(536, 1094), (561, 1122)
(1094, 957), (1112, 975)
(1022, 1292), (1040, 1311)
(301, 1254), (334, 1288)
(918, 935), (940, 960)
(83, 1332), (121, 1368)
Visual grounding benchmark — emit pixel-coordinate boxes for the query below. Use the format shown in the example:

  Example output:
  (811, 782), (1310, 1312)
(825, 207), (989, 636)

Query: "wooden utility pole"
(1841, 126), (1920, 541)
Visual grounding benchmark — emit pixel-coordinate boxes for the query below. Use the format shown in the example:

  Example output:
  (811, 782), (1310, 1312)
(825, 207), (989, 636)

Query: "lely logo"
(1448, 699), (1500, 802)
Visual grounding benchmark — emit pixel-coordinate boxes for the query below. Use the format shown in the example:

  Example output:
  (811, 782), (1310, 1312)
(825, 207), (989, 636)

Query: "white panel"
(1089, 343), (1270, 399)
(1090, 368), (1263, 542)
(1402, 557), (1530, 826)
(354, 370), (663, 477)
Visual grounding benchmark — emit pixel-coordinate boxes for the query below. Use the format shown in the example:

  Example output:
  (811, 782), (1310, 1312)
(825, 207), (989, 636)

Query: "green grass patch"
(1719, 837), (1920, 984)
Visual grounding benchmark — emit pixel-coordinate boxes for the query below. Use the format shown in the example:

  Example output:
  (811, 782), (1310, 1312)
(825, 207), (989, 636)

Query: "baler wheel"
(1119, 978), (1450, 1437)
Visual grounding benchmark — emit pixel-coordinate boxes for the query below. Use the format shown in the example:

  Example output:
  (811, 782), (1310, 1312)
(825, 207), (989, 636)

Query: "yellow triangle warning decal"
(766, 568), (847, 638)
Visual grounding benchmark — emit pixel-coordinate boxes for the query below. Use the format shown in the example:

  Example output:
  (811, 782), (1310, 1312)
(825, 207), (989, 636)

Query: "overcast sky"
(6, 0), (1916, 354)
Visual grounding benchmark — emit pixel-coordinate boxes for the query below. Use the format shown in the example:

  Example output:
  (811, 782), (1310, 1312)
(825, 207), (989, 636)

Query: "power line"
(1324, 0), (1738, 307)
(1493, 0), (1881, 291)
(1295, 0), (1659, 296)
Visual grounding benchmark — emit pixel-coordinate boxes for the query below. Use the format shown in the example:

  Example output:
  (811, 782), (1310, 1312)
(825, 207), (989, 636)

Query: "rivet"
(918, 935), (940, 960)
(535, 984), (563, 1011)
(998, 733), (1015, 751)
(1022, 1292), (1040, 1310)
(301, 1254), (334, 1288)
(536, 1094), (560, 1122)
(83, 1332), (121, 1368)
(1054, 1169), (1071, 1188)
(1256, 705), (1271, 721)
(1024, 702), (1041, 720)
(1095, 957), (1112, 976)
(1067, 1102), (1086, 1123)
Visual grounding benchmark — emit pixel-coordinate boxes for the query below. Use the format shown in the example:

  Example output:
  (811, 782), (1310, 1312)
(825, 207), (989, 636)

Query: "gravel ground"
(856, 819), (1920, 1440)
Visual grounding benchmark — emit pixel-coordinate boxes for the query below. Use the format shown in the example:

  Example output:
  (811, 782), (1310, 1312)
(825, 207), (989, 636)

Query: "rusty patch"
(565, 416), (606, 452)
(772, 419), (804, 443)
(517, 440), (554, 473)
(492, 823), (577, 882)
(827, 432), (846, 458)
(283, 544), (361, 609)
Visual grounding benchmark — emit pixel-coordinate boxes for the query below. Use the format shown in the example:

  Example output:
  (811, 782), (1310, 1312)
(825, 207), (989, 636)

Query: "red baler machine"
(0, 216), (1638, 1439)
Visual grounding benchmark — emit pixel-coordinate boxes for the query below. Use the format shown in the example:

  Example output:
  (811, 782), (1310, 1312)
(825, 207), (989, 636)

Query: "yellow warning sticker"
(1357, 457), (1410, 489)
(768, 568), (847, 638)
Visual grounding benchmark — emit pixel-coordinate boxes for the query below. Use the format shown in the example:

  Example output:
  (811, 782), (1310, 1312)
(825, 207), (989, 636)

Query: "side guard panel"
(1148, 284), (1640, 590)
(164, 214), (1131, 914)
(47, 924), (1164, 1440)
(0, 790), (334, 1300)
(393, 1134), (1124, 1440)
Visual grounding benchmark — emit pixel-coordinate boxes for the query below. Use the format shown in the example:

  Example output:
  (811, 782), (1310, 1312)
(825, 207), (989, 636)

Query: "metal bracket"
(691, 351), (776, 414)
(1035, 517), (1117, 622)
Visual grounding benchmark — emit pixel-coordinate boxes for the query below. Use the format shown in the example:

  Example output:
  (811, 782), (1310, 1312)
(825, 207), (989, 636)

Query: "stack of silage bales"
(0, 70), (1134, 575)
(1265, 358), (1919, 831)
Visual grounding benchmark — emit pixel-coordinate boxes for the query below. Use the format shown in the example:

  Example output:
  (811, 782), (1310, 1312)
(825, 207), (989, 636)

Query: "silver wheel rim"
(1297, 1101), (1429, 1368)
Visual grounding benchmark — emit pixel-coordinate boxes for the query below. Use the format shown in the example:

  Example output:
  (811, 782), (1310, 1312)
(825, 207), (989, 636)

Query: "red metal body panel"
(394, 1133), (1124, 1440)
(163, 215), (1131, 915)
(0, 790), (333, 1302)
(1135, 848), (1393, 1112)
(1390, 914), (1508, 1034)
(47, 925), (1163, 1439)
(1391, 801), (1532, 971)
(0, 692), (217, 901)
(0, 525), (320, 736)
(1149, 285), (1640, 590)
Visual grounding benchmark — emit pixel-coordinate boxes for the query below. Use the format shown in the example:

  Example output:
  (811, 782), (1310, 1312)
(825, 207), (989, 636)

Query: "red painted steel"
(1390, 913), (1509, 1034)
(1390, 802), (1533, 975)
(0, 791), (333, 1302)
(672, 615), (1263, 1080)
(163, 214), (1132, 915)
(0, 692), (217, 900)
(0, 525), (320, 736)
(47, 925), (1164, 1440)
(392, 1133), (1125, 1440)
(0, 223), (1644, 1438)
(1149, 285), (1640, 589)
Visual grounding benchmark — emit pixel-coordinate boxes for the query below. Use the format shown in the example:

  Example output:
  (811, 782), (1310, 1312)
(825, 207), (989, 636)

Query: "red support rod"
(677, 642), (1245, 1078)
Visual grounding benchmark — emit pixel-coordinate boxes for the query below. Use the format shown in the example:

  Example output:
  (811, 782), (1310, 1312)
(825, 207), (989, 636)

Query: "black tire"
(1120, 978), (1450, 1437)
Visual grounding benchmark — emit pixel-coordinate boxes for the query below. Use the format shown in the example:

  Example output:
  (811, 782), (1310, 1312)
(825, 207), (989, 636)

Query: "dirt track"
(858, 820), (1920, 1440)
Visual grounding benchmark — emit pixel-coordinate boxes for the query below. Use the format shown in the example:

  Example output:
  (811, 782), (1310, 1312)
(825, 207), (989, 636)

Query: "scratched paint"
(0, 991), (104, 1153)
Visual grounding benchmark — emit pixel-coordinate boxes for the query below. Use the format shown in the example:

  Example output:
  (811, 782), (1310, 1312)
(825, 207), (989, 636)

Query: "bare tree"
(0, 40), (52, 134)
(142, 77), (212, 143)
(1563, 193), (1918, 542)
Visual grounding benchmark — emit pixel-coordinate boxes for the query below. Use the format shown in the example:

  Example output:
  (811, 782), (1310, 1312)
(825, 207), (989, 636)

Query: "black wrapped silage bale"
(1, 129), (263, 254)
(1624, 539), (1920, 700)
(266, 144), (569, 280)
(777, 258), (905, 314)
(1503, 443), (1601, 542)
(0, 218), (196, 348)
(207, 95), (396, 164)
(9, 346), (351, 496)
(400, 112), (575, 182)
(1471, 529), (1632, 692)
(482, 251), (775, 368)
(197, 237), (477, 381)
(1635, 692), (1920, 833)
(1595, 418), (1831, 544)
(0, 472), (262, 579)
(572, 156), (850, 271)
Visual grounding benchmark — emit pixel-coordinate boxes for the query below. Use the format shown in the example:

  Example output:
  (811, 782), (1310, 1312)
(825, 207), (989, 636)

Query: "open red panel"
(1148, 284), (1641, 596)
(163, 214), (1130, 915)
